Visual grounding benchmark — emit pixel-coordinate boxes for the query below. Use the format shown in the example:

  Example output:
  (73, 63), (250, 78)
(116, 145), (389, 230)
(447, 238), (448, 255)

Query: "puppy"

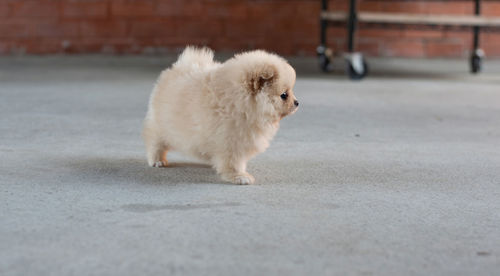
(142, 47), (298, 184)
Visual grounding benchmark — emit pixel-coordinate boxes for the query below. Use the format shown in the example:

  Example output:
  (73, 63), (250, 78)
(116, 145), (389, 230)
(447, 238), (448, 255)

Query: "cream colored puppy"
(143, 47), (298, 184)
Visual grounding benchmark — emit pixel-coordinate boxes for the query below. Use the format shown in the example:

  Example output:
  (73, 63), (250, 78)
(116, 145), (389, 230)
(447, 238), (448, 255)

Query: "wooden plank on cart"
(320, 11), (348, 21)
(321, 11), (500, 27)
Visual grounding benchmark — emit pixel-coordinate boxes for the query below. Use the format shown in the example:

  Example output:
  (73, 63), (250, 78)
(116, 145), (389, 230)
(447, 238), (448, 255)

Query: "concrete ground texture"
(1, 55), (499, 276)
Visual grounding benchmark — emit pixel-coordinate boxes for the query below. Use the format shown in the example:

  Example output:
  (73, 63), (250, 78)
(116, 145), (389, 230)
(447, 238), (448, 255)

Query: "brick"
(68, 37), (131, 53)
(248, 2), (292, 19)
(381, 2), (426, 14)
(326, 25), (347, 37)
(180, 19), (224, 38)
(0, 21), (32, 38)
(329, 39), (346, 53)
(156, 1), (203, 17)
(292, 40), (318, 56)
(294, 1), (319, 18)
(80, 20), (128, 37)
(98, 37), (135, 53)
(71, 38), (102, 52)
(443, 29), (470, 39)
(210, 38), (249, 52)
(10, 0), (59, 17)
(359, 2), (382, 12)
(290, 19), (318, 39)
(154, 37), (209, 49)
(32, 20), (79, 37)
(357, 39), (380, 56)
(483, 3), (500, 16)
(62, 1), (108, 19)
(479, 32), (500, 57)
(328, 0), (348, 11)
(111, 0), (155, 17)
(5, 40), (28, 54)
(482, 31), (500, 41)
(204, 2), (248, 19)
(425, 40), (465, 57)
(403, 29), (443, 39)
(0, 3), (10, 17)
(382, 39), (425, 57)
(1, 38), (58, 54)
(272, 18), (299, 37)
(130, 37), (176, 54)
(424, 2), (473, 15)
(225, 19), (269, 38)
(0, 41), (10, 54)
(31, 39), (65, 54)
(481, 42), (500, 57)
(358, 27), (404, 38)
(264, 42), (295, 55)
(130, 19), (177, 37)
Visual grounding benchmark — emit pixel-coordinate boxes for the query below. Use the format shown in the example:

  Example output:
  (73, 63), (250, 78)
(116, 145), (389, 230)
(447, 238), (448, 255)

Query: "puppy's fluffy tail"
(174, 46), (215, 69)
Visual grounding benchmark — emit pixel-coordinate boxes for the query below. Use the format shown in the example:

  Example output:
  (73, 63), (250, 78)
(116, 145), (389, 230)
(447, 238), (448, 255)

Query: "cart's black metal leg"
(471, 0), (483, 73)
(347, 0), (357, 52)
(320, 0), (328, 46)
(473, 0), (480, 51)
(345, 0), (368, 80)
(317, 0), (332, 72)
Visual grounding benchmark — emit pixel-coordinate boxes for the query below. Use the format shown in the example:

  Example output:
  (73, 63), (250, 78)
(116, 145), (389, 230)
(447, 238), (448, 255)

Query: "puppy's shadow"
(62, 157), (224, 185)
(166, 162), (211, 168)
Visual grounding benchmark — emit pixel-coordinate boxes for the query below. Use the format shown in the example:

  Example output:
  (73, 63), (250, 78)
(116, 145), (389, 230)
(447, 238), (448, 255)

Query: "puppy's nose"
(294, 100), (299, 107)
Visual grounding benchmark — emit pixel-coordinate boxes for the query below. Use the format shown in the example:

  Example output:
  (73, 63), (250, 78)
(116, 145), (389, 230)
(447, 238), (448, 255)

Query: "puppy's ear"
(247, 63), (277, 94)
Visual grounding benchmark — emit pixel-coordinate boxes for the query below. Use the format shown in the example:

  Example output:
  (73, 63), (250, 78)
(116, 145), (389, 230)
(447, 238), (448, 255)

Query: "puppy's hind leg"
(151, 149), (169, 168)
(143, 123), (169, 167)
(146, 139), (169, 168)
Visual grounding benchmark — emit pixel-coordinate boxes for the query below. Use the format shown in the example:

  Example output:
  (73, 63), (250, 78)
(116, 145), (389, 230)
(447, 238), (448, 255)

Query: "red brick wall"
(1, 0), (499, 57)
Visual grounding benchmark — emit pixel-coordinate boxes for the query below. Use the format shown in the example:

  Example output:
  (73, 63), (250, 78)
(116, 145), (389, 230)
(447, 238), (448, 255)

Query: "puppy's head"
(239, 51), (298, 120)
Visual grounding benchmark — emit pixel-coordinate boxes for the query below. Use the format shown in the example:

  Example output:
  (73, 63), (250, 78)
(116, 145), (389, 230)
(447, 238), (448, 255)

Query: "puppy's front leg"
(214, 157), (255, 185)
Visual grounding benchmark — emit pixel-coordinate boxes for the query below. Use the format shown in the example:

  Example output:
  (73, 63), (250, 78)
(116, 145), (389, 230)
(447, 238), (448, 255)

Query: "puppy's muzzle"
(294, 100), (299, 107)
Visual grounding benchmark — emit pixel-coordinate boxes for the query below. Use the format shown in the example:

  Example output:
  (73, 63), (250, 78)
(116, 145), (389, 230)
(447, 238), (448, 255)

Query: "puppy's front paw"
(221, 172), (255, 185)
(234, 174), (255, 185)
(151, 161), (168, 168)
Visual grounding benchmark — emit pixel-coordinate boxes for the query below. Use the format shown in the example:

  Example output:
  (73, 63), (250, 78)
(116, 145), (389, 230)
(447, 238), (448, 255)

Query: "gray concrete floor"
(1, 55), (500, 276)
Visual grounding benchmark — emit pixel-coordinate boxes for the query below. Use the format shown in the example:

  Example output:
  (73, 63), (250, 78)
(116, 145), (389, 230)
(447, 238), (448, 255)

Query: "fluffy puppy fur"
(143, 47), (298, 184)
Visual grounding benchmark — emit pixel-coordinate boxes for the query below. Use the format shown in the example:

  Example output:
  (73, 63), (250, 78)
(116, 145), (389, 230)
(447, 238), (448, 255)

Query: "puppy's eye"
(280, 91), (288, 100)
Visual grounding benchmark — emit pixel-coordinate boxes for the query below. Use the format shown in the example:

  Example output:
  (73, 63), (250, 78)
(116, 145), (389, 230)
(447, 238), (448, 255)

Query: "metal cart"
(317, 0), (500, 80)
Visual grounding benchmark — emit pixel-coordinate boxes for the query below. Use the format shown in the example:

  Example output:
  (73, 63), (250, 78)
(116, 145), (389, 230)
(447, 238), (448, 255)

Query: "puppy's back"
(173, 46), (217, 71)
(151, 47), (217, 110)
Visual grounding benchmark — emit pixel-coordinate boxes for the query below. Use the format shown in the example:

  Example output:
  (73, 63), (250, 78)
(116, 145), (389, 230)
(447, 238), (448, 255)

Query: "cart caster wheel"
(317, 45), (333, 72)
(470, 55), (482, 74)
(346, 53), (368, 80)
(319, 54), (331, 72)
(470, 49), (484, 74)
(471, 54), (482, 73)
